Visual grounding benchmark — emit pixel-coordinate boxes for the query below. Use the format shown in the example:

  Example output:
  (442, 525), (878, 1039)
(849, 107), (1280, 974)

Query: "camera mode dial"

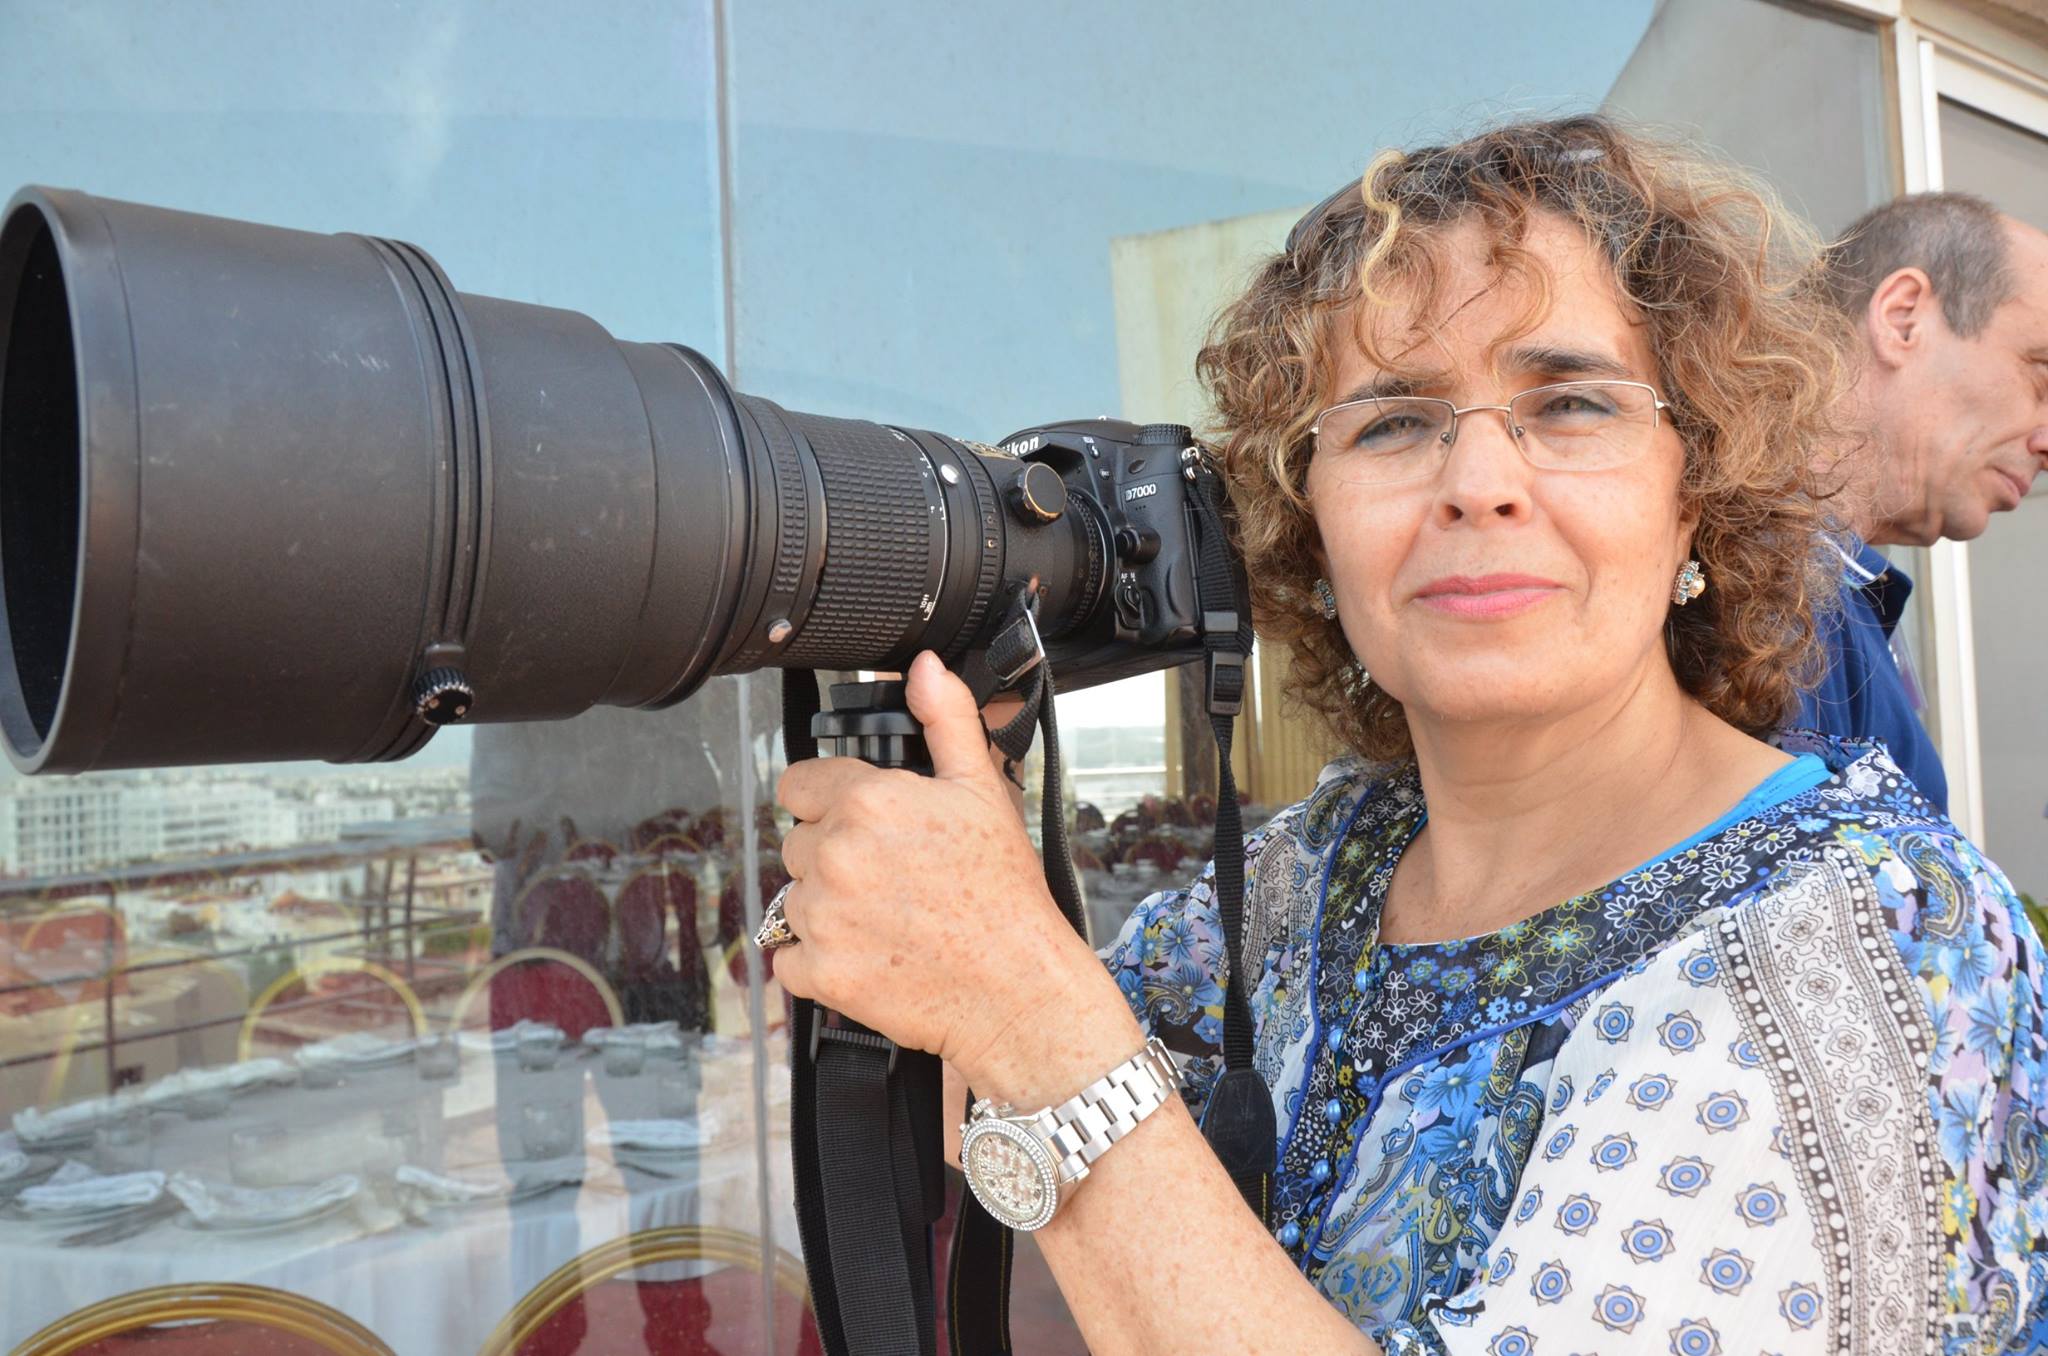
(1135, 422), (1192, 447)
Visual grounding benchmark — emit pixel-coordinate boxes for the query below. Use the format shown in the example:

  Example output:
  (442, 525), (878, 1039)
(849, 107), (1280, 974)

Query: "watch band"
(1027, 1036), (1180, 1186)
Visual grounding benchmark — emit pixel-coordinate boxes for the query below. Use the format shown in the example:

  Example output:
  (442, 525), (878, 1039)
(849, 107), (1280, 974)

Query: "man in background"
(1806, 192), (2048, 811)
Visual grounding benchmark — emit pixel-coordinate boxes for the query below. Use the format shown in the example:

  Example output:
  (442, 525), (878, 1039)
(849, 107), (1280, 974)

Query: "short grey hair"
(1824, 192), (2014, 338)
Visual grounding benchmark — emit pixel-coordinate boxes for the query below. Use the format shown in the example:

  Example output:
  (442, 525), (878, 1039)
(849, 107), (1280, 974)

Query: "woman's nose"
(1433, 407), (1534, 525)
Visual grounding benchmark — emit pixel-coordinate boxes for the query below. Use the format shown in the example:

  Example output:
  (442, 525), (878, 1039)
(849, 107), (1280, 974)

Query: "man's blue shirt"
(1795, 535), (1949, 811)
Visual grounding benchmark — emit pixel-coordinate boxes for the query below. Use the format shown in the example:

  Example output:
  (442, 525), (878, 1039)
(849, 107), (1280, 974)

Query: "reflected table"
(0, 1036), (799, 1355)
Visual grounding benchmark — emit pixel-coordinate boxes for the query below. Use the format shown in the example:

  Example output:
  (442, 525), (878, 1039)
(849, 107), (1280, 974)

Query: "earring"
(1671, 559), (1707, 607)
(1313, 578), (1339, 619)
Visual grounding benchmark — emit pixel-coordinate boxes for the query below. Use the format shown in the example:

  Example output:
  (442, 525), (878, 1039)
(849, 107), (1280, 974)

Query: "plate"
(458, 1020), (565, 1055)
(13, 1129), (96, 1154)
(17, 1168), (168, 1220)
(588, 1114), (734, 1157)
(0, 1151), (56, 1187)
(505, 1174), (583, 1204)
(296, 1033), (418, 1072)
(167, 1172), (361, 1232)
(175, 1192), (356, 1235)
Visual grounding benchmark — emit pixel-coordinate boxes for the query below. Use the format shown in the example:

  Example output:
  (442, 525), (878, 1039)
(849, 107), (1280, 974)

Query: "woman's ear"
(1675, 493), (1702, 553)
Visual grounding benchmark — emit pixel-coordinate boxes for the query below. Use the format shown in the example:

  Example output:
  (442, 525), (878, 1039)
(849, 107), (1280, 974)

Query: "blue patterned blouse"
(1101, 735), (2048, 1354)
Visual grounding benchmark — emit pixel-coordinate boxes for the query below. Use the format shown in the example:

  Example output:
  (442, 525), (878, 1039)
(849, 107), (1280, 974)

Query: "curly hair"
(1197, 114), (1855, 762)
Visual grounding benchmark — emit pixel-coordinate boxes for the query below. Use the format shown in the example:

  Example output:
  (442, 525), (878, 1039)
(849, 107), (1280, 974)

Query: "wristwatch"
(958, 1036), (1180, 1232)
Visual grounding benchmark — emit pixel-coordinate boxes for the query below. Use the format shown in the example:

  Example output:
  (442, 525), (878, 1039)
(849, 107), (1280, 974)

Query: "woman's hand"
(775, 656), (1368, 1356)
(771, 651), (1119, 1097)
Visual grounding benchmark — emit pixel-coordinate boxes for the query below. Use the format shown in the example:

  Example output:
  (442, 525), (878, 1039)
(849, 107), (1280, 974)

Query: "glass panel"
(1, 1), (1672, 1350)
(0, 6), (797, 1354)
(1942, 96), (2048, 229)
(1939, 95), (2048, 904)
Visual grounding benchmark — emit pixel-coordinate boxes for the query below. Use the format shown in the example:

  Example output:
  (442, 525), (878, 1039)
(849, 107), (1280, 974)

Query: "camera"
(0, 186), (1240, 775)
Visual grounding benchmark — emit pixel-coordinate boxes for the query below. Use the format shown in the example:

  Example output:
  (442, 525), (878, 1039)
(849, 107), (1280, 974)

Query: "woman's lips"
(1413, 574), (1564, 620)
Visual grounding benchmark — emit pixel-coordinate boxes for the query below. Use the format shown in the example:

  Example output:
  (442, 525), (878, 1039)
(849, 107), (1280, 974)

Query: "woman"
(768, 116), (2048, 1353)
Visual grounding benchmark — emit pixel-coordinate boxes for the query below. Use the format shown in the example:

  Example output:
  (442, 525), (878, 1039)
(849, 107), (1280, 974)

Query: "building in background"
(0, 776), (399, 877)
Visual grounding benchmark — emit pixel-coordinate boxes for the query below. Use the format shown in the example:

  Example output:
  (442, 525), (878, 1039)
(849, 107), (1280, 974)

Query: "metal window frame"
(1879, 9), (2048, 843)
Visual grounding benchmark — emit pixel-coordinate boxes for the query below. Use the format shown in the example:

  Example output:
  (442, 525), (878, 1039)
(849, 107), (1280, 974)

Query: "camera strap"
(784, 667), (944, 1356)
(950, 472), (1270, 1352)
(1185, 461), (1277, 1230)
(948, 643), (1076, 1356)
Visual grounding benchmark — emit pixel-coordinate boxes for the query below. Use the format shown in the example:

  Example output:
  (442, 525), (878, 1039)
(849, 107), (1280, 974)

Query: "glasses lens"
(1511, 382), (1658, 471)
(1314, 398), (1453, 484)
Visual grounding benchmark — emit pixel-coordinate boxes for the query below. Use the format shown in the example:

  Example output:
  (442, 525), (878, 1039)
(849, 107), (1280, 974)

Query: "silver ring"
(754, 881), (799, 951)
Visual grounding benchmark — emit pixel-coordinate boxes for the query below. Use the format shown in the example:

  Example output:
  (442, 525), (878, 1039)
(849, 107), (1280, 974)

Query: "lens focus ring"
(777, 414), (947, 671)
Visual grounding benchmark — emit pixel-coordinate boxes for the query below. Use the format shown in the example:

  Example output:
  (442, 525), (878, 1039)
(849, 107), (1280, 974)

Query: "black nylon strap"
(785, 668), (940, 1356)
(783, 673), (847, 1352)
(1187, 463), (1275, 1226)
(1032, 667), (1087, 938)
(814, 1033), (938, 1356)
(945, 1154), (1015, 1355)
(951, 620), (1064, 1355)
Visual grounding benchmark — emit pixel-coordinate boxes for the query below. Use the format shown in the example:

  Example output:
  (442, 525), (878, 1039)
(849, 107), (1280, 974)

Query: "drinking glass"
(656, 1069), (699, 1120)
(602, 1031), (646, 1078)
(520, 1099), (579, 1160)
(300, 1059), (345, 1089)
(516, 1026), (564, 1072)
(229, 1124), (289, 1186)
(416, 1032), (461, 1081)
(180, 1084), (233, 1119)
(96, 1105), (153, 1173)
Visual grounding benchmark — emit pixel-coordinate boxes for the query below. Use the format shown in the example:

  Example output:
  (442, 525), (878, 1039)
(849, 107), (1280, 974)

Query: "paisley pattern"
(1099, 736), (2048, 1353)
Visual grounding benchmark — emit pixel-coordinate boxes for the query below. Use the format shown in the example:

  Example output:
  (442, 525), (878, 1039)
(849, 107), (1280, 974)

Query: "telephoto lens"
(0, 186), (1199, 776)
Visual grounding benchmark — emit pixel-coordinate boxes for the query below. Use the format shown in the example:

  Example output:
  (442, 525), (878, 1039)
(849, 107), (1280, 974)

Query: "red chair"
(482, 1226), (819, 1356)
(15, 1283), (394, 1356)
(516, 1269), (821, 1356)
(615, 863), (714, 1030)
(517, 870), (611, 959)
(615, 867), (695, 976)
(477, 948), (621, 1042)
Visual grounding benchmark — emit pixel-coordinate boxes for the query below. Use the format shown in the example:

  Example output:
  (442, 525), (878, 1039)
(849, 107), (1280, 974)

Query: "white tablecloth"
(0, 1040), (798, 1354)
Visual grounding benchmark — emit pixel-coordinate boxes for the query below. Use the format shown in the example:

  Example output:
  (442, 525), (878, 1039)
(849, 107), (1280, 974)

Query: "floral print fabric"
(1100, 737), (2048, 1354)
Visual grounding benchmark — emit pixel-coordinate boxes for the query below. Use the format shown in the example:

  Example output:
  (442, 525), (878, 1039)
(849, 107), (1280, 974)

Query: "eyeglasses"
(1309, 380), (1673, 486)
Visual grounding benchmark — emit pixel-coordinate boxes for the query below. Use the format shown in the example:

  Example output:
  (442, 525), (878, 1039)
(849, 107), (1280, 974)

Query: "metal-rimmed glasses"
(1310, 379), (1673, 486)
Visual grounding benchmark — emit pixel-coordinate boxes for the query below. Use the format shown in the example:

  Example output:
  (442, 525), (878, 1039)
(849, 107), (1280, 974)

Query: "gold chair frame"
(14, 902), (124, 1106)
(637, 831), (705, 859)
(36, 1004), (95, 1109)
(447, 945), (625, 1034)
(237, 956), (426, 1061)
(14, 1281), (395, 1355)
(475, 1224), (809, 1356)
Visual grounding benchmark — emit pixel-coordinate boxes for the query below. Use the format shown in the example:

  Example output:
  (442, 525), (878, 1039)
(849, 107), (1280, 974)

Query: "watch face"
(962, 1119), (1058, 1231)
